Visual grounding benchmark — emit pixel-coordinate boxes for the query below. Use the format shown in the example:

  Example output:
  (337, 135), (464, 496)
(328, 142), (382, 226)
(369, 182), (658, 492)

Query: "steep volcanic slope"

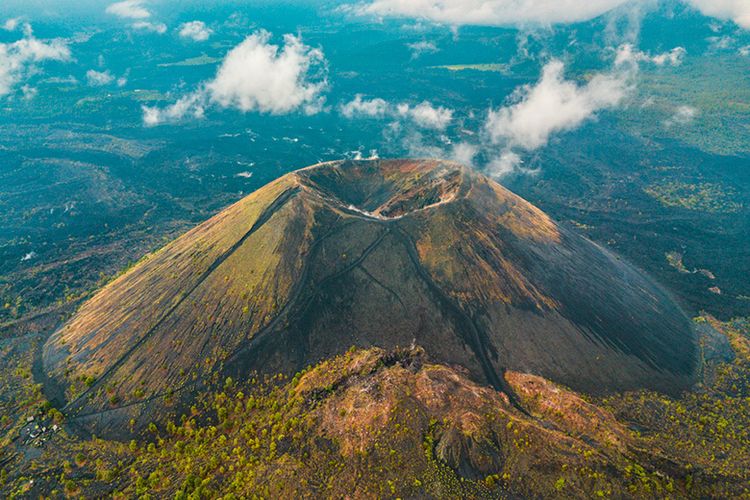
(42, 159), (699, 435)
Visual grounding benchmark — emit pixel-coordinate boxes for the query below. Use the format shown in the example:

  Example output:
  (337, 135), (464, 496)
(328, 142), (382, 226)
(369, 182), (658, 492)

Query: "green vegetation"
(617, 56), (750, 156)
(61, 88), (167, 109)
(431, 63), (510, 74)
(2, 317), (749, 498)
(666, 251), (690, 273)
(645, 181), (742, 213)
(158, 54), (222, 68)
(600, 316), (750, 498)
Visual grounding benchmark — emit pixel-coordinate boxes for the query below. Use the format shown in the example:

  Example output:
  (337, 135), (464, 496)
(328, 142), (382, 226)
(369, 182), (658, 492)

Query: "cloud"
(615, 44), (686, 66)
(354, 0), (630, 26)
(355, 0), (750, 29)
(651, 47), (687, 66)
(86, 69), (114, 86)
(345, 148), (380, 161)
(406, 40), (439, 58)
(340, 94), (389, 118)
(0, 27), (71, 97)
(740, 45), (750, 56)
(488, 150), (526, 177)
(398, 101), (454, 130)
(42, 75), (78, 85)
(106, 0), (151, 20)
(143, 92), (205, 126)
(142, 31), (328, 126)
(685, 0), (750, 29)
(340, 95), (454, 130)
(480, 57), (635, 176)
(664, 105), (698, 128)
(85, 69), (126, 87)
(342, 71), (642, 174)
(485, 60), (628, 151)
(106, 0), (166, 34)
(132, 21), (167, 34)
(21, 251), (36, 262)
(21, 84), (37, 100)
(3, 18), (21, 31)
(707, 35), (734, 50)
(451, 142), (478, 167)
(479, 42), (688, 176)
(179, 21), (213, 42)
(207, 32), (327, 114)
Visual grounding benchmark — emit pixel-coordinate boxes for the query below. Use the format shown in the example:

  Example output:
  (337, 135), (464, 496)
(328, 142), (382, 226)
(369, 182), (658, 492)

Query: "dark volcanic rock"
(42, 159), (699, 436)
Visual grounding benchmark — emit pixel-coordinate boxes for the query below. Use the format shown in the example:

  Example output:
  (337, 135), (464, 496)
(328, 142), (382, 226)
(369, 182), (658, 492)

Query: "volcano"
(42, 159), (698, 435)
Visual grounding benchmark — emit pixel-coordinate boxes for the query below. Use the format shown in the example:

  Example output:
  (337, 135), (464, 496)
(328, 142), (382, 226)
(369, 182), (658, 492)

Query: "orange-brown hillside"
(42, 159), (699, 436)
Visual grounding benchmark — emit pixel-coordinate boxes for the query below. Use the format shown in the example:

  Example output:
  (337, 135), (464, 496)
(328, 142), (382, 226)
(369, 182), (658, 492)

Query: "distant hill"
(42, 159), (699, 436)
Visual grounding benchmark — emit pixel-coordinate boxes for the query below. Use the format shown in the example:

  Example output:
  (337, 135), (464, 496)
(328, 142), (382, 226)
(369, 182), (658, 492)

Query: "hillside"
(42, 159), (699, 437)
(4, 316), (748, 498)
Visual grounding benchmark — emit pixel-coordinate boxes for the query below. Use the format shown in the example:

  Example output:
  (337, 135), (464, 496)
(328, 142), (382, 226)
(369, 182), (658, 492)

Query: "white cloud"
(451, 142), (478, 167)
(479, 42), (691, 177)
(106, 0), (151, 20)
(0, 28), (71, 97)
(207, 31), (327, 114)
(477, 38), (699, 178)
(106, 0), (167, 35)
(21, 84), (37, 100)
(355, 0), (630, 26)
(340, 94), (389, 118)
(685, 0), (750, 29)
(86, 66), (127, 87)
(406, 40), (438, 58)
(707, 35), (734, 50)
(651, 47), (687, 66)
(340, 95), (453, 130)
(343, 79), (622, 175)
(143, 92), (205, 126)
(21, 251), (36, 262)
(86, 69), (114, 86)
(42, 75), (78, 85)
(398, 101), (454, 130)
(485, 60), (628, 151)
(664, 105), (698, 128)
(615, 44), (686, 66)
(142, 31), (327, 126)
(740, 45), (750, 56)
(3, 18), (21, 31)
(179, 21), (213, 42)
(355, 0), (750, 29)
(346, 148), (380, 160)
(141, 107), (161, 126)
(132, 21), (167, 34)
(488, 150), (525, 177)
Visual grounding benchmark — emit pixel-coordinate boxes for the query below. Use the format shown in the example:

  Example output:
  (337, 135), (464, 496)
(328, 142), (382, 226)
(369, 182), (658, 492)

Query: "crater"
(299, 159), (465, 219)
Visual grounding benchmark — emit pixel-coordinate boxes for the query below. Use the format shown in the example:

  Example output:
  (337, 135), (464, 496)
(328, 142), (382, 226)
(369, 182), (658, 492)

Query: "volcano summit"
(43, 159), (698, 435)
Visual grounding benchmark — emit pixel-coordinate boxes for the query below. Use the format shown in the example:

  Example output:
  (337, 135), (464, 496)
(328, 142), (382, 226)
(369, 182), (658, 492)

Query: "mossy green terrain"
(644, 181), (743, 213)
(431, 63), (510, 74)
(617, 56), (750, 156)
